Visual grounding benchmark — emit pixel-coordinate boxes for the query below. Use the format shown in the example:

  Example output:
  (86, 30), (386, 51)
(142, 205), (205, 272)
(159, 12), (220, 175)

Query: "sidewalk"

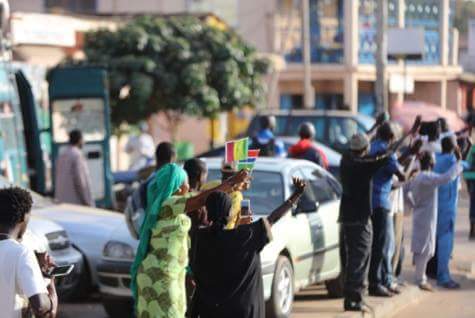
(291, 192), (475, 318)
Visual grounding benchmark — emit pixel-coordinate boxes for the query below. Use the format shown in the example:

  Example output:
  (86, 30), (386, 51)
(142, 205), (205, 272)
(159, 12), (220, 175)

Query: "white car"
(98, 158), (343, 318)
(0, 176), (126, 300)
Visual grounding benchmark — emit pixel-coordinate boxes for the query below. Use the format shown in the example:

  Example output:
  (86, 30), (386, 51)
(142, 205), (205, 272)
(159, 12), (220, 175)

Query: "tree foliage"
(83, 15), (269, 127)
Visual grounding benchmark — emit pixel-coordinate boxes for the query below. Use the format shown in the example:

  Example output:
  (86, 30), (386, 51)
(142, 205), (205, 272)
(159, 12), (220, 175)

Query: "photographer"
(0, 187), (58, 318)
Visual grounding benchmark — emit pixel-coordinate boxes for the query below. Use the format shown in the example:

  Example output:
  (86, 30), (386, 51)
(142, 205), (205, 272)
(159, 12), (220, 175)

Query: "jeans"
(343, 221), (372, 303)
(369, 208), (391, 289)
(382, 214), (395, 287)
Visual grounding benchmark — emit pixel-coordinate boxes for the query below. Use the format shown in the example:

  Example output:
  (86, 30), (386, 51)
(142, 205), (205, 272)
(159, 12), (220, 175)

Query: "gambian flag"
(225, 138), (249, 163)
(237, 149), (260, 170)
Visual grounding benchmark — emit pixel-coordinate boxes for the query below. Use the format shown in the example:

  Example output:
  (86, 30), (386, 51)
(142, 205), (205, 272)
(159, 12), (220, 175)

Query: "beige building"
(236, 0), (462, 115)
(10, 1), (464, 115)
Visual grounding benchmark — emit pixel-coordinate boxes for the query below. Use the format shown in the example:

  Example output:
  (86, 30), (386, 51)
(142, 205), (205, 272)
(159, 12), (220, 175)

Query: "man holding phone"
(0, 187), (58, 318)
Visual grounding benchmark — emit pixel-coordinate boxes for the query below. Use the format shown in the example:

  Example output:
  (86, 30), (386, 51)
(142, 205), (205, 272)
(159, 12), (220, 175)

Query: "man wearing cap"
(288, 122), (328, 169)
(339, 118), (421, 311)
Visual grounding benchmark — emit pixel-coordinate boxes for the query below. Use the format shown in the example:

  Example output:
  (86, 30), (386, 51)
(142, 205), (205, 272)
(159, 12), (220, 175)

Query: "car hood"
(108, 220), (139, 249)
(33, 203), (124, 235)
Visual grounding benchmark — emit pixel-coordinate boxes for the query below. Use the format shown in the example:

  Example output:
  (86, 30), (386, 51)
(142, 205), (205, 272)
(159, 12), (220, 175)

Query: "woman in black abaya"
(190, 178), (306, 318)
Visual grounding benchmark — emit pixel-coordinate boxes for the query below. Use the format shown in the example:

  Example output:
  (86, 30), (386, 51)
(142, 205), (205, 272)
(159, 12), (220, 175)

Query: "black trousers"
(343, 220), (373, 302)
(369, 208), (390, 289)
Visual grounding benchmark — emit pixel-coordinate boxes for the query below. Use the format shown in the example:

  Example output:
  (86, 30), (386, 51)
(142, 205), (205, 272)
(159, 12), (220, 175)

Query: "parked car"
(247, 110), (375, 154)
(98, 157), (343, 318)
(23, 216), (84, 299)
(0, 177), (84, 299)
(197, 137), (342, 178)
(0, 175), (125, 300)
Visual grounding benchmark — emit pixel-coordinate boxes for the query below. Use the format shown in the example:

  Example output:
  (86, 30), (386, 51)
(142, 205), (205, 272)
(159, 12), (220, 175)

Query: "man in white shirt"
(0, 187), (58, 318)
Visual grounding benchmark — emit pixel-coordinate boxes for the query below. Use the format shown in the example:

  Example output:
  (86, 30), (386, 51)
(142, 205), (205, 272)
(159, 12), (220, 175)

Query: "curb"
(330, 285), (423, 318)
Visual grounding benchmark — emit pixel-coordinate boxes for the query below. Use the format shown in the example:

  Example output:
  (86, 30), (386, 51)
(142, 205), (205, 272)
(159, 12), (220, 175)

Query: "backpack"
(124, 177), (152, 239)
(252, 136), (276, 157)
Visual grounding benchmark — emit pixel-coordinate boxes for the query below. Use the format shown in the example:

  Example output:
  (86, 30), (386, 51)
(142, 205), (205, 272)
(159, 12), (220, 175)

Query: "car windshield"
(207, 169), (285, 215)
(0, 176), (53, 209)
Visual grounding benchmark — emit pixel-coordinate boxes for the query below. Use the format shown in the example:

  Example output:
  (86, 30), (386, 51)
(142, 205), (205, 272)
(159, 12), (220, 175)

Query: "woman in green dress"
(130, 163), (248, 318)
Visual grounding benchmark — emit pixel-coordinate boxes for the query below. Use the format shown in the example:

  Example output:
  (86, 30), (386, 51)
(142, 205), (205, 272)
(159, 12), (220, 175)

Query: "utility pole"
(375, 0), (388, 112)
(302, 0), (314, 108)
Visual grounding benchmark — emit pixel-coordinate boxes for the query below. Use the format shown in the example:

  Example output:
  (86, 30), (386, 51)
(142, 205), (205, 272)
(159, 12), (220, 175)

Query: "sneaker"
(419, 282), (434, 292)
(344, 299), (363, 311)
(369, 285), (393, 297)
(438, 280), (461, 289)
(387, 284), (402, 295)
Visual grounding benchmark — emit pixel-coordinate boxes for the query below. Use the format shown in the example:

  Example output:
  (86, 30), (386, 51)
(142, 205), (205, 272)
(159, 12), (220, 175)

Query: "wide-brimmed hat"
(350, 132), (369, 151)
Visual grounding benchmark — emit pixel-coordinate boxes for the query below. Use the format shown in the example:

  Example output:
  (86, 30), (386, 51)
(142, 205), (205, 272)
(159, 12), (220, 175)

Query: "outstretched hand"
(409, 139), (423, 155)
(410, 115), (422, 135)
(292, 177), (306, 195)
(226, 169), (250, 188)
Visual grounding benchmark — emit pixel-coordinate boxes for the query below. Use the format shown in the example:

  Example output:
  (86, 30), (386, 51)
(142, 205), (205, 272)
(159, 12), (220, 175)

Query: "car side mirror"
(295, 199), (319, 214)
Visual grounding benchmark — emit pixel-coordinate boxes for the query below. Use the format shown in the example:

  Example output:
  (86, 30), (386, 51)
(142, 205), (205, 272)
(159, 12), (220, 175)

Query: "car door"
(300, 165), (341, 280)
(285, 168), (315, 287)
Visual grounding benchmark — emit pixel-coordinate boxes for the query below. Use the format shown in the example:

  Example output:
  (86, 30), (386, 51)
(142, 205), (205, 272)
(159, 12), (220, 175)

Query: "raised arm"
(267, 178), (306, 225)
(184, 170), (250, 213)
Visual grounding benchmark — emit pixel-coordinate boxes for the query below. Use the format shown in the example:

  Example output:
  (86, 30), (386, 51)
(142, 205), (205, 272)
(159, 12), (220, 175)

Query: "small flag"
(225, 138), (249, 163)
(237, 149), (260, 170)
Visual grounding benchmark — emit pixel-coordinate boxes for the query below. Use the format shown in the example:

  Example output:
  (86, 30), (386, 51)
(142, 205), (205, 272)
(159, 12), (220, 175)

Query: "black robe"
(190, 218), (272, 318)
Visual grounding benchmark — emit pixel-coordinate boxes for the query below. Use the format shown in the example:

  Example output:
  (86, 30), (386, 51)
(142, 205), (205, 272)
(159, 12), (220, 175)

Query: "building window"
(45, 0), (96, 14)
(315, 93), (344, 110)
(276, 0), (343, 64)
(309, 0), (344, 63)
(280, 94), (303, 110)
(405, 0), (441, 64)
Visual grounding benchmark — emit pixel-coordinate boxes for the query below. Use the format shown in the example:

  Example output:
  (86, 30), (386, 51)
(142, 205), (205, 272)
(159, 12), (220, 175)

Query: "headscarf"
(205, 191), (232, 232)
(130, 163), (187, 302)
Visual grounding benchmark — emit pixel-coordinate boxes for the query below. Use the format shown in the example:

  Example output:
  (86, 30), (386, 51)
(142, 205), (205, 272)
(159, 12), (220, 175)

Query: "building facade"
(238, 0), (462, 115)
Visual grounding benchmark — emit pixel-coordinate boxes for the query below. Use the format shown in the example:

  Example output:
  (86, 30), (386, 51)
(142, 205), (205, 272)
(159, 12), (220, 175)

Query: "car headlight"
(103, 241), (135, 261)
(45, 231), (71, 251)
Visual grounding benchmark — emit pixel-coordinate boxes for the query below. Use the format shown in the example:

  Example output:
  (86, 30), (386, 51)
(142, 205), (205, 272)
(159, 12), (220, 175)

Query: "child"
(405, 151), (462, 291)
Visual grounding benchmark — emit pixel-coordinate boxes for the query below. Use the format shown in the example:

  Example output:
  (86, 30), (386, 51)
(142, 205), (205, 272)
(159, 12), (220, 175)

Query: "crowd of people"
(2, 110), (475, 318)
(339, 115), (472, 312)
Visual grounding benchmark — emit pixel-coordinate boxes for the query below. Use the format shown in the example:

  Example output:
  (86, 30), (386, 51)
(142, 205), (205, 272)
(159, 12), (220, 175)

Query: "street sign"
(389, 74), (414, 94)
(388, 28), (425, 60)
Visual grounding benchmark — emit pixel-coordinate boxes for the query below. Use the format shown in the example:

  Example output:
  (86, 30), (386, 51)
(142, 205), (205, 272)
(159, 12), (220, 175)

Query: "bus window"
(51, 98), (106, 143)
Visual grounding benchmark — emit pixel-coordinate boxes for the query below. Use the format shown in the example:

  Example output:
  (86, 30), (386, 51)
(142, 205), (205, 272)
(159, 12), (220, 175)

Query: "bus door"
(48, 66), (113, 208)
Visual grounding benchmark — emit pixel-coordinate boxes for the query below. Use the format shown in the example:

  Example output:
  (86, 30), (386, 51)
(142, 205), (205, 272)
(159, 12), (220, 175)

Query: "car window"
(273, 116), (325, 140)
(300, 167), (340, 204)
(327, 117), (366, 149)
(207, 169), (284, 216)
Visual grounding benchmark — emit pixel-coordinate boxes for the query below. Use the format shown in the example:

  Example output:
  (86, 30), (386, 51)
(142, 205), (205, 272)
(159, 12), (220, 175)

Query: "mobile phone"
(241, 199), (251, 216)
(46, 264), (75, 278)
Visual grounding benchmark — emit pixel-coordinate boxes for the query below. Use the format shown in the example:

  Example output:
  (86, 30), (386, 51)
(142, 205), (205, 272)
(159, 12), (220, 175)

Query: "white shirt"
(0, 239), (47, 318)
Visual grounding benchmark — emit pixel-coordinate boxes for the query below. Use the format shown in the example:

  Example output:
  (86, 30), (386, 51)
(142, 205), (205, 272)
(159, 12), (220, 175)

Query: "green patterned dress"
(136, 195), (191, 318)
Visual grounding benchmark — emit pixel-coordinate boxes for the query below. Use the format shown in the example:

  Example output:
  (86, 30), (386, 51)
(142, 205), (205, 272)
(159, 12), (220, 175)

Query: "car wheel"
(266, 256), (294, 318)
(102, 298), (134, 318)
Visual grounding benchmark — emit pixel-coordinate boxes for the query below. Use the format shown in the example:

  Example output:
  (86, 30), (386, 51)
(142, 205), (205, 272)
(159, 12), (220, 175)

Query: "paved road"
(58, 195), (475, 318)
(58, 285), (336, 318)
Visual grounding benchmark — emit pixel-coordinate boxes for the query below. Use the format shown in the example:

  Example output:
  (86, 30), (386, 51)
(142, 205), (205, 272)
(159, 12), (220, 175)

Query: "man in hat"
(339, 117), (421, 311)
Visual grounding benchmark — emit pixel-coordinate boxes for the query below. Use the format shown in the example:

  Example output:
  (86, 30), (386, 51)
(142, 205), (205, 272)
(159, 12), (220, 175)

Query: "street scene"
(1, 0), (475, 318)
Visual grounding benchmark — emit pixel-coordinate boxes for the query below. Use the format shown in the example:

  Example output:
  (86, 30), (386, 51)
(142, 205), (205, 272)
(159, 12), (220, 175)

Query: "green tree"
(83, 15), (269, 139)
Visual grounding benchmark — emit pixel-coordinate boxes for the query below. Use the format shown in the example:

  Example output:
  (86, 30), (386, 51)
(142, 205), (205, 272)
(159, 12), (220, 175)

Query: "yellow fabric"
(202, 180), (243, 229)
